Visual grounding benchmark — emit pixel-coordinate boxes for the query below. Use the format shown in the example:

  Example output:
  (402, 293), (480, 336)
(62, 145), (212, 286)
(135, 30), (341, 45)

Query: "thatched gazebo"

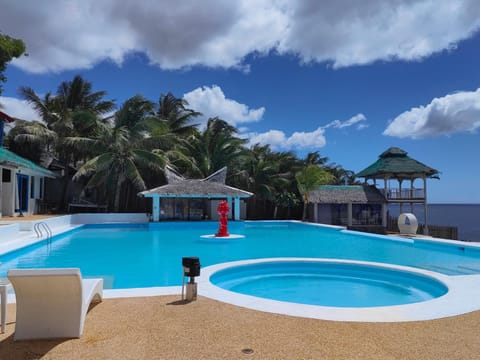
(355, 147), (439, 234)
(309, 185), (387, 228)
(138, 166), (252, 221)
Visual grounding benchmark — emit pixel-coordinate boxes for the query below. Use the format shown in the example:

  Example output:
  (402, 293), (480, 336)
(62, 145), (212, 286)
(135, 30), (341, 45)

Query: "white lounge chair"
(7, 268), (103, 340)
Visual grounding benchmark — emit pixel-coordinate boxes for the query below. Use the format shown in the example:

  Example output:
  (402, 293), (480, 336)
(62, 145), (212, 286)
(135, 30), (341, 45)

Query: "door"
(16, 173), (29, 214)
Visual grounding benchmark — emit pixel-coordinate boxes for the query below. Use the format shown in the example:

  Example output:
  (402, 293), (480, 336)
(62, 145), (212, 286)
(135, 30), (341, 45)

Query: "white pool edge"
(197, 258), (480, 322)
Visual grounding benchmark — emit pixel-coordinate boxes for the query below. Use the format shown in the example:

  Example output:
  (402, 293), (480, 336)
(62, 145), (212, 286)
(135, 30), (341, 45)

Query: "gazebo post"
(347, 203), (352, 227)
(382, 203), (387, 227)
(152, 197), (160, 221)
(423, 177), (429, 235)
(398, 179), (403, 214)
(234, 197), (240, 220)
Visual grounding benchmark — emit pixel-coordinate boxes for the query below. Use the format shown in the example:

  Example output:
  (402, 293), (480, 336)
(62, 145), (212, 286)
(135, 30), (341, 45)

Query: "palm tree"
(304, 151), (329, 166)
(234, 144), (293, 219)
(68, 125), (167, 212)
(67, 95), (193, 211)
(188, 117), (247, 178)
(296, 165), (336, 221)
(273, 191), (300, 219)
(156, 92), (200, 138)
(326, 164), (357, 185)
(13, 75), (115, 210)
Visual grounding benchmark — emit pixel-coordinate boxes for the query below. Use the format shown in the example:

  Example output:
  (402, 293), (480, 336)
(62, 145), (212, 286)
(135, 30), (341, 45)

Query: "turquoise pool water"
(1, 221), (480, 289)
(210, 261), (448, 307)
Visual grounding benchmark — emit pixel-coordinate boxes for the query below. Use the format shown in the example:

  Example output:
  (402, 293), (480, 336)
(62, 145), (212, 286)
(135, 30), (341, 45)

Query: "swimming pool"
(209, 260), (448, 307)
(2, 220), (480, 321)
(1, 221), (480, 290)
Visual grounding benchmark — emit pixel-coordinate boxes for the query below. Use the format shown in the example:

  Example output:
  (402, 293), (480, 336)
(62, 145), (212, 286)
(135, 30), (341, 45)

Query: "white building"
(0, 147), (56, 218)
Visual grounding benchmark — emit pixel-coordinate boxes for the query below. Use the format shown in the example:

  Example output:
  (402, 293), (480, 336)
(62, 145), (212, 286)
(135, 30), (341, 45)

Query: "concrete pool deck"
(2, 295), (480, 359)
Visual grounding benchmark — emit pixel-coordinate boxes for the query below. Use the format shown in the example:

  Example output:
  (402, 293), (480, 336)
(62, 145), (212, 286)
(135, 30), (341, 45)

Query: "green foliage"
(0, 33), (26, 95)
(296, 165), (336, 221)
(7, 76), (356, 216)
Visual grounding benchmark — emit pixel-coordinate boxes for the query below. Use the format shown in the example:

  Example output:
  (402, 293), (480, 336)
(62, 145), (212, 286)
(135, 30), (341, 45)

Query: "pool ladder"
(34, 222), (53, 243)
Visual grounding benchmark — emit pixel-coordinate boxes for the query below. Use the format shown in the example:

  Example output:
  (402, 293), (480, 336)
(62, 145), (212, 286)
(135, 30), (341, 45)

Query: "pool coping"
(197, 258), (480, 322)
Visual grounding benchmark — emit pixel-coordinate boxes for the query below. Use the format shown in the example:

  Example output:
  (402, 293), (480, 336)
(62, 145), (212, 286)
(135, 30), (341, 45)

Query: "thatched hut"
(309, 185), (387, 229)
(139, 166), (252, 221)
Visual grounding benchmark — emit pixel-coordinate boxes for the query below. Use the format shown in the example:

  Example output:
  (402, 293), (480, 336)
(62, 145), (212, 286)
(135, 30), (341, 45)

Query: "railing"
(386, 215), (458, 240)
(380, 188), (425, 200)
(33, 222), (53, 243)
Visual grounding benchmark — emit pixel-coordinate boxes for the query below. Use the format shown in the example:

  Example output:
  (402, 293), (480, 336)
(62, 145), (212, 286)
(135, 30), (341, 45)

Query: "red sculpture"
(215, 200), (230, 237)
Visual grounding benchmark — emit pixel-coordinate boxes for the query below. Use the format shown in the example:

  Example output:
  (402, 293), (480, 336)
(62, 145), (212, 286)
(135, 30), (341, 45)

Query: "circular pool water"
(209, 260), (448, 307)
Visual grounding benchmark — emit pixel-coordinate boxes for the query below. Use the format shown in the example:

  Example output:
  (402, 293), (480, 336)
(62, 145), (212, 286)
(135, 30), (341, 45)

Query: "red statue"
(216, 200), (230, 237)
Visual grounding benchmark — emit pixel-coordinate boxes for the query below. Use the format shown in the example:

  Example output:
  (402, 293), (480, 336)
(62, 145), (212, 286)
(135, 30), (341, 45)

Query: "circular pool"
(209, 260), (447, 307)
(197, 258), (469, 322)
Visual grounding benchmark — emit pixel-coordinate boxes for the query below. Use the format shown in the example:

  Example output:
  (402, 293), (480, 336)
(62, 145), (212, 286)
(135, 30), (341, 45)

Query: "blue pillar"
(234, 198), (240, 220)
(152, 197), (160, 221)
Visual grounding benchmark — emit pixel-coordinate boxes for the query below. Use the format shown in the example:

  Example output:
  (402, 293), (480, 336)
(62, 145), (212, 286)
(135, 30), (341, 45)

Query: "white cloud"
(245, 113), (366, 151)
(287, 127), (327, 148)
(325, 113), (367, 129)
(278, 0), (480, 68)
(0, 97), (38, 121)
(1, 1), (479, 73)
(384, 88), (480, 138)
(183, 85), (265, 127)
(248, 130), (288, 149)
(247, 127), (326, 150)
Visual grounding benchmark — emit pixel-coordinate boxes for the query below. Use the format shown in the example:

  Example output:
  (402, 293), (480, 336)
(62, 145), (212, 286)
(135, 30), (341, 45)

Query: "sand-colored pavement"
(1, 295), (480, 360)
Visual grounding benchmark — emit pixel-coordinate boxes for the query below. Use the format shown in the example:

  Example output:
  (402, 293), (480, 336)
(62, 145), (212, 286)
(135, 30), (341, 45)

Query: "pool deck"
(2, 295), (480, 359)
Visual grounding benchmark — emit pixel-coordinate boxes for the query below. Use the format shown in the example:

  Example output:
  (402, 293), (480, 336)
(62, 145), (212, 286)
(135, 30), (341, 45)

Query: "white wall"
(1, 166), (15, 217)
(71, 213), (149, 224)
(0, 168), (50, 218)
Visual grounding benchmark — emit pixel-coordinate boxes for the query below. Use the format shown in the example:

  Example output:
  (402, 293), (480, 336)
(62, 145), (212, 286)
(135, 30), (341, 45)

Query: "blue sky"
(1, 1), (480, 203)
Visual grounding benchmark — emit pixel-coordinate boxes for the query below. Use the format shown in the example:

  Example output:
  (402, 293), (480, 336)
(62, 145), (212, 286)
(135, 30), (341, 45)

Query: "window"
(2, 168), (11, 182)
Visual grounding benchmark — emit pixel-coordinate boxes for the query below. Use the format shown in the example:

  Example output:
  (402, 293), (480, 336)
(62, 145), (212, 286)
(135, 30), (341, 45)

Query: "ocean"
(388, 204), (480, 242)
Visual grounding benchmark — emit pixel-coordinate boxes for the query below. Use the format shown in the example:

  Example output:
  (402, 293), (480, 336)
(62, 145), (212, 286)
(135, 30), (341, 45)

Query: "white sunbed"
(7, 268), (103, 340)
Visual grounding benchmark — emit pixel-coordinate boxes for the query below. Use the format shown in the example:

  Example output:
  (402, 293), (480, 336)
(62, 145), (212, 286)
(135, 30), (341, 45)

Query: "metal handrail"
(33, 222), (53, 242)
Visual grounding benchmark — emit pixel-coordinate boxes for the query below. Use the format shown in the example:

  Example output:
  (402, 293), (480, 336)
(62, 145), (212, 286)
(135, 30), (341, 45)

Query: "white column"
(410, 178), (414, 212)
(152, 197), (160, 222)
(313, 203), (318, 223)
(384, 177), (388, 199)
(399, 179), (403, 213)
(234, 198), (240, 220)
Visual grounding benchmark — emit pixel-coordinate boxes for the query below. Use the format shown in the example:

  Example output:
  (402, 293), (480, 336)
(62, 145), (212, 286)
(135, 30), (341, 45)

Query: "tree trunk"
(301, 193), (308, 221)
(114, 176), (125, 212)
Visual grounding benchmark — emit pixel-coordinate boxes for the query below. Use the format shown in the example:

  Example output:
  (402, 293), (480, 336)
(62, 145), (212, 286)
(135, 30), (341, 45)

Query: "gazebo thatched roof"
(355, 147), (439, 180)
(309, 185), (387, 204)
(139, 166), (252, 198)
